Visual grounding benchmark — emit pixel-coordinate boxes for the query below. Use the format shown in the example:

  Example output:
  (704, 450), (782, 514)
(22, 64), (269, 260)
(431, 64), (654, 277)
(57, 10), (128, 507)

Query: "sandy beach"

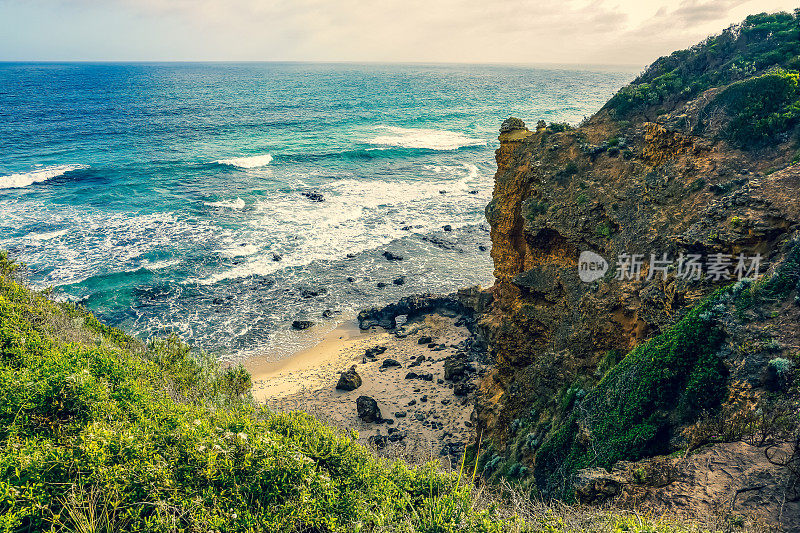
(245, 313), (480, 465)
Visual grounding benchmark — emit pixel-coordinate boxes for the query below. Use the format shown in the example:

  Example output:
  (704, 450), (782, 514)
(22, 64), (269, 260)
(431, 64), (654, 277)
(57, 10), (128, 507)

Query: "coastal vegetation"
(0, 251), (719, 532)
(607, 10), (800, 149)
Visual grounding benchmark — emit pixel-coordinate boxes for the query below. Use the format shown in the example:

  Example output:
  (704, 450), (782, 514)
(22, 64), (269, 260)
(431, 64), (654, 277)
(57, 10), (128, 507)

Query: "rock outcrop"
(472, 12), (800, 529)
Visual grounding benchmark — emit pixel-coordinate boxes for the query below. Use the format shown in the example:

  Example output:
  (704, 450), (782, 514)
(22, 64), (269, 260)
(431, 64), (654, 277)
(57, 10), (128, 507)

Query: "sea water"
(0, 62), (636, 360)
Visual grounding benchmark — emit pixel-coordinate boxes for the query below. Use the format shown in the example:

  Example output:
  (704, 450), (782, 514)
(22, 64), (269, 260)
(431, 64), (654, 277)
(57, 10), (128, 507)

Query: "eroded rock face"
(477, 108), (800, 447)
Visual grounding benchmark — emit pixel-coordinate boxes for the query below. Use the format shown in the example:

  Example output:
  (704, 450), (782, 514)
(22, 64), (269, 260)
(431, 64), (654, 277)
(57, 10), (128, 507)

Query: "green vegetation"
(0, 252), (512, 532)
(710, 68), (800, 147)
(606, 11), (800, 118)
(534, 289), (730, 498)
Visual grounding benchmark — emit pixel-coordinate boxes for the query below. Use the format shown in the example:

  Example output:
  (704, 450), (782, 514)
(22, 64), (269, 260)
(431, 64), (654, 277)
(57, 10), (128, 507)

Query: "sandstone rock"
(574, 468), (625, 505)
(500, 117), (526, 133)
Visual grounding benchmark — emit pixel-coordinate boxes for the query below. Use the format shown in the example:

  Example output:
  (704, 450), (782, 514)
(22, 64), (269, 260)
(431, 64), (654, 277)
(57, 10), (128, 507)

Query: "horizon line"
(0, 59), (645, 69)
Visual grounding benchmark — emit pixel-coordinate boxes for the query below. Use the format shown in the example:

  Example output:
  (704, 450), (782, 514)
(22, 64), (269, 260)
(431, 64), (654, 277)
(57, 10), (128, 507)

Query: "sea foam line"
(368, 126), (486, 151)
(0, 164), (88, 190)
(214, 154), (273, 169)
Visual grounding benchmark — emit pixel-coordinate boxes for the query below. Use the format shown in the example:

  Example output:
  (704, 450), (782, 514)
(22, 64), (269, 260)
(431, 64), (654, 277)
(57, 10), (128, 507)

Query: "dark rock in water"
(478, 245), (488, 251)
(401, 225), (412, 231)
(356, 395), (382, 423)
(393, 276), (406, 286)
(382, 251), (404, 261)
(469, 190), (479, 195)
(381, 358), (401, 369)
(357, 293), (486, 330)
(377, 282), (387, 289)
(271, 252), (283, 262)
(301, 191), (324, 202)
(292, 320), (314, 330)
(418, 336), (433, 344)
(422, 235), (457, 251)
(364, 346), (387, 359)
(500, 117), (526, 133)
(439, 190), (447, 194)
(322, 309), (334, 319)
(299, 286), (327, 298)
(346, 276), (355, 282)
(336, 365), (362, 391)
(443, 224), (452, 232)
(346, 253), (356, 258)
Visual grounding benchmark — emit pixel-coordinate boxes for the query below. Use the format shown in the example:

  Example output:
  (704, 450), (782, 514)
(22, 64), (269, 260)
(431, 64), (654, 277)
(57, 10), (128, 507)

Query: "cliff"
(474, 11), (800, 527)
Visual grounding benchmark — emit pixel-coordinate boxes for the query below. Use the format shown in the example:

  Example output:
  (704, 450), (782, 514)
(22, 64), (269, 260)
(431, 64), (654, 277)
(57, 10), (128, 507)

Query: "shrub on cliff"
(534, 290), (730, 498)
(606, 11), (800, 117)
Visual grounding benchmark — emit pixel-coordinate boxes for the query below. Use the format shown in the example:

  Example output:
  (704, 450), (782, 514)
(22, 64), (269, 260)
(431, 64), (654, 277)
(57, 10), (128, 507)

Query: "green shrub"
(712, 68), (800, 147)
(606, 11), (800, 116)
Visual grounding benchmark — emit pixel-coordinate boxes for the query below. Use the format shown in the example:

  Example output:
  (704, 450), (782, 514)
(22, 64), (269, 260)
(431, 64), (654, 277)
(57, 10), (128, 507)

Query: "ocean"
(0, 62), (636, 360)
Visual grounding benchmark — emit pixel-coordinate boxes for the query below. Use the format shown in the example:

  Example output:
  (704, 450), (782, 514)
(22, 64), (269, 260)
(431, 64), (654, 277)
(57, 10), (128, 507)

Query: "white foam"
(25, 228), (69, 241)
(0, 164), (88, 190)
(214, 154), (273, 169)
(189, 169), (492, 286)
(368, 126), (486, 151)
(205, 197), (246, 210)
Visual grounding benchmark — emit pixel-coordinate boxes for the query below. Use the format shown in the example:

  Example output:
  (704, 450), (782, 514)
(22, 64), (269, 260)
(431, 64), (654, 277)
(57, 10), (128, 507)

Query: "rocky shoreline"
(249, 291), (491, 464)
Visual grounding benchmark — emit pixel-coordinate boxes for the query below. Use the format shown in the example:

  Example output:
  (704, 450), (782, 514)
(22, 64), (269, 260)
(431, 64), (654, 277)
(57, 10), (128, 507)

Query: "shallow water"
(0, 62), (636, 360)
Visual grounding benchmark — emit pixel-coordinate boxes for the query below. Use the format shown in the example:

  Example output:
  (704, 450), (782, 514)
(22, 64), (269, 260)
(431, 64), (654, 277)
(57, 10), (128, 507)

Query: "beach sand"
(245, 314), (477, 466)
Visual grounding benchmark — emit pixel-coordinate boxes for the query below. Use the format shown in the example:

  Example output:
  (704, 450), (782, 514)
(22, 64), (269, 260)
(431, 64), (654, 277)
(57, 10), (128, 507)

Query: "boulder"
(380, 358), (401, 369)
(382, 251), (404, 261)
(291, 320), (314, 330)
(336, 365), (362, 391)
(356, 395), (382, 423)
(301, 191), (324, 202)
(574, 468), (625, 505)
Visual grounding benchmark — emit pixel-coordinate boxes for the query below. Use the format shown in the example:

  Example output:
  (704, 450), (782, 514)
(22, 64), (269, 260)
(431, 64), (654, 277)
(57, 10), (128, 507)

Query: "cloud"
(2, 0), (798, 63)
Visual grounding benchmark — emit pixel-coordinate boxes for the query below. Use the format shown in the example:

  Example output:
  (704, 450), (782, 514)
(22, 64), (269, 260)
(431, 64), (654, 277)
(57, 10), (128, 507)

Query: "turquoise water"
(0, 62), (635, 359)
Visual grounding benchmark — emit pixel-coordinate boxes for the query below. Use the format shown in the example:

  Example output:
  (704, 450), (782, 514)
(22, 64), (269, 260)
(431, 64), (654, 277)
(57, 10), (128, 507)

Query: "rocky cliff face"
(473, 11), (800, 527)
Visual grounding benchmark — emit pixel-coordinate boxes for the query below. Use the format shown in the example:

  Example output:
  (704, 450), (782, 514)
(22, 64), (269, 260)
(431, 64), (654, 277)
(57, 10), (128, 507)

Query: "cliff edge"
(475, 11), (800, 529)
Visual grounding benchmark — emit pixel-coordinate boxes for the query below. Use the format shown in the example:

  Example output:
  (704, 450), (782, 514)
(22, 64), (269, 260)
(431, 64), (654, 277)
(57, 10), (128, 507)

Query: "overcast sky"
(0, 0), (797, 65)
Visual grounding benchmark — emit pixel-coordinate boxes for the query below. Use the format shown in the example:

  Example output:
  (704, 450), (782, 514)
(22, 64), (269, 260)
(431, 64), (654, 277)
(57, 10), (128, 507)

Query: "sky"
(0, 0), (797, 66)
